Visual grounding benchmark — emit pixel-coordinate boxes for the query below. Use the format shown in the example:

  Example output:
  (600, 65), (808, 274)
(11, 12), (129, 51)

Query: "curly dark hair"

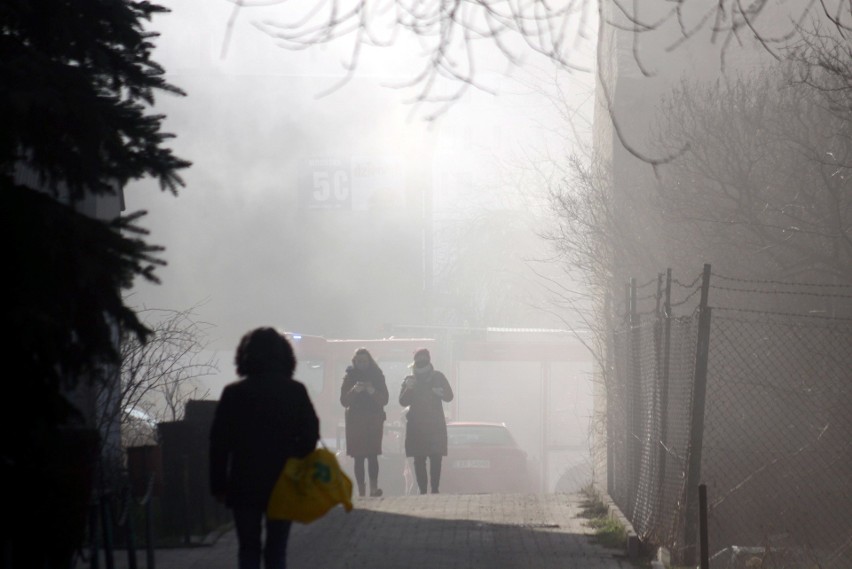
(234, 327), (296, 377)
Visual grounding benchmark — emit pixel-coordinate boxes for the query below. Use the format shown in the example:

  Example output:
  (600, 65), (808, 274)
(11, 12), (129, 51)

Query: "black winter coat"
(399, 366), (453, 457)
(209, 372), (320, 508)
(340, 364), (389, 457)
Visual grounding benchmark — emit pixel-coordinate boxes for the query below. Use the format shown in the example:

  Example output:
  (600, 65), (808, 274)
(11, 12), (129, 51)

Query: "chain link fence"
(703, 313), (852, 566)
(604, 267), (852, 567)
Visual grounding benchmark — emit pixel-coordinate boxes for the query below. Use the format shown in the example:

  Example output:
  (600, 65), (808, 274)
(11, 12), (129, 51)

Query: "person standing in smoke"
(340, 347), (389, 497)
(399, 348), (454, 494)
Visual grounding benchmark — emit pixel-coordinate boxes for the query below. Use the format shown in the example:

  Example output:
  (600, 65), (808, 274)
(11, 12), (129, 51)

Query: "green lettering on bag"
(313, 462), (332, 483)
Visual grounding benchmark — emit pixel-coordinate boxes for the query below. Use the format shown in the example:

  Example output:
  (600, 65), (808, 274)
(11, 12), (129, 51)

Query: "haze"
(127, 0), (598, 394)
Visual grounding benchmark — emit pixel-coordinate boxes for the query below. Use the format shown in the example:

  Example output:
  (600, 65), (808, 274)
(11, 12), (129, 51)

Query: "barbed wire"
(671, 285), (702, 308)
(709, 284), (852, 299)
(623, 268), (852, 318)
(673, 272), (703, 289)
(637, 307), (660, 316)
(713, 306), (852, 321)
(611, 267), (852, 560)
(711, 272), (852, 289)
(636, 291), (658, 301)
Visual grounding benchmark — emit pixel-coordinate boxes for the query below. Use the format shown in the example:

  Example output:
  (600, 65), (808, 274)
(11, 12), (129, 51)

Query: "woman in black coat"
(210, 327), (320, 569)
(340, 347), (389, 497)
(399, 348), (453, 494)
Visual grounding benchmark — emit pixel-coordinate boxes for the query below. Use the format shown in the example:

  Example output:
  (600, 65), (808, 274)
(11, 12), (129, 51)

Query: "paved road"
(99, 492), (632, 569)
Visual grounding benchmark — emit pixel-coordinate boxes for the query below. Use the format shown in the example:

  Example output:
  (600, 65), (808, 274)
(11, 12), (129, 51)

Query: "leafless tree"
(537, 152), (642, 488)
(789, 18), (852, 122)
(538, 150), (669, 364)
(221, 1), (848, 148)
(649, 63), (852, 285)
(96, 303), (218, 454)
(223, 0), (594, 119)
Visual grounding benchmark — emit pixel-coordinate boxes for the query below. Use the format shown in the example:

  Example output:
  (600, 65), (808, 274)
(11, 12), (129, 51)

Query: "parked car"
(403, 421), (534, 495)
(122, 406), (158, 447)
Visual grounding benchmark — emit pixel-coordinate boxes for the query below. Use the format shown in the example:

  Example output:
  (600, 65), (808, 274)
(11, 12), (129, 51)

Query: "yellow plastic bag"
(267, 446), (354, 523)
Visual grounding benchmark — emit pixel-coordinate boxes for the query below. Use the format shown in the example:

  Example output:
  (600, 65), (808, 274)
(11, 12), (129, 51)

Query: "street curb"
(592, 484), (641, 560)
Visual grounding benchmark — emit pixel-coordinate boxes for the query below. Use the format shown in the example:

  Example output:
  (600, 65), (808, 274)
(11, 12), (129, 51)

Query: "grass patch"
(578, 492), (609, 520)
(577, 485), (655, 568)
(578, 484), (627, 550)
(587, 515), (628, 549)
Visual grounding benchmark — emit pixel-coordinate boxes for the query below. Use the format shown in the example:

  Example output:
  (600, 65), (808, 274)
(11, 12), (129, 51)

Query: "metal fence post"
(684, 264), (712, 565)
(144, 478), (156, 569)
(181, 455), (191, 545)
(605, 289), (615, 497)
(699, 483), (710, 569)
(655, 269), (673, 515)
(122, 487), (137, 569)
(89, 498), (100, 569)
(628, 277), (642, 518)
(100, 489), (115, 569)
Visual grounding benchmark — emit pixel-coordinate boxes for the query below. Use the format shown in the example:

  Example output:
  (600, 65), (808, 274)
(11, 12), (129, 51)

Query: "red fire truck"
(285, 327), (594, 494)
(284, 332), (439, 495)
(284, 332), (439, 441)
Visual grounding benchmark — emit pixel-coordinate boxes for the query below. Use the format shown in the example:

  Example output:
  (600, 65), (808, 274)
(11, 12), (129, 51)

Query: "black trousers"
(232, 506), (292, 569)
(413, 455), (443, 494)
(353, 455), (379, 491)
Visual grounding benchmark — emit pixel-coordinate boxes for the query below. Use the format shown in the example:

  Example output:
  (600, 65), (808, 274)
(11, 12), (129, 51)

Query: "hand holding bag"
(267, 444), (354, 523)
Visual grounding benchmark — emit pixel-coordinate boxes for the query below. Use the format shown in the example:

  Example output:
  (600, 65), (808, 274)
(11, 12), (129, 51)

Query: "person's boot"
(369, 481), (383, 497)
(357, 482), (366, 497)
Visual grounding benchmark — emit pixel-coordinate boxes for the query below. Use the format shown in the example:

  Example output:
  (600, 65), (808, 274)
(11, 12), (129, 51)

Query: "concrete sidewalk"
(98, 492), (632, 569)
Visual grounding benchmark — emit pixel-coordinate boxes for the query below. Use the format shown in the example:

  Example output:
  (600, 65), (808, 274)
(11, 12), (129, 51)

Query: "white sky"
(126, 0), (599, 390)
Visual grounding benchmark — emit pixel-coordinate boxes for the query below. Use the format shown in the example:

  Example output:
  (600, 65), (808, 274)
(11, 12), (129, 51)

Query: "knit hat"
(413, 348), (431, 364)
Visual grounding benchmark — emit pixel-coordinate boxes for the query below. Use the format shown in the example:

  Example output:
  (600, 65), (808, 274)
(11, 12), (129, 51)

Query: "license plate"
(454, 459), (490, 469)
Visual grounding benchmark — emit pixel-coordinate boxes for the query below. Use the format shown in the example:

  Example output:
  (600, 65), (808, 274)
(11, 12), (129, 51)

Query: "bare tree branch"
(222, 0), (593, 117)
(650, 63), (852, 283)
(97, 301), (219, 452)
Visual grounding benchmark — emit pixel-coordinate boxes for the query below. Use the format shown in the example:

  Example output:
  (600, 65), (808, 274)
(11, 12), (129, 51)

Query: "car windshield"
(448, 425), (515, 447)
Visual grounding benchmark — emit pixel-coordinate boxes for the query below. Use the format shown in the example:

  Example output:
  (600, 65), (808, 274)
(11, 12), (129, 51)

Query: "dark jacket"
(399, 366), (453, 457)
(340, 364), (389, 457)
(209, 372), (320, 508)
